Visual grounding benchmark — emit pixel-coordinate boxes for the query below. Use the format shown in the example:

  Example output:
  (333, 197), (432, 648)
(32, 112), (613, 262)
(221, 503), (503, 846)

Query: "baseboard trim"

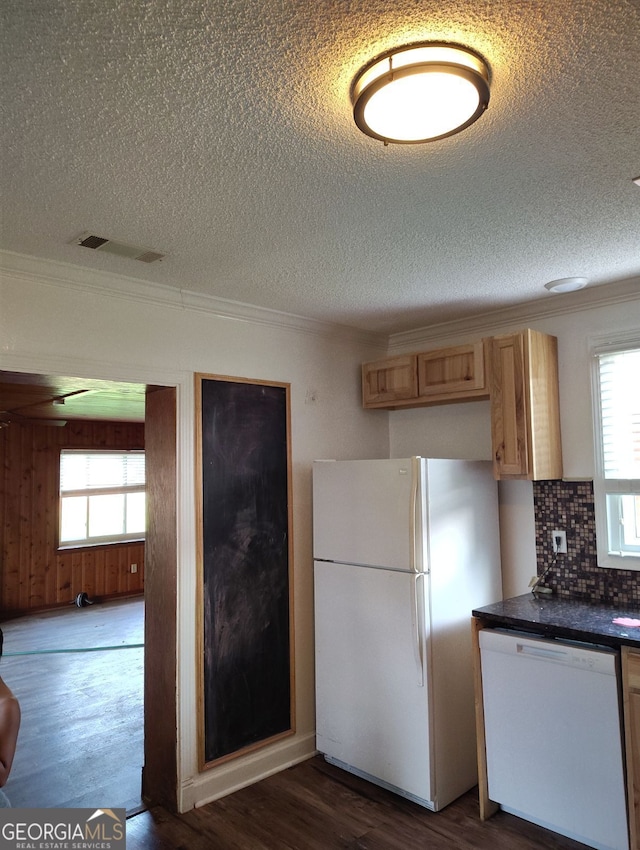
(179, 732), (317, 813)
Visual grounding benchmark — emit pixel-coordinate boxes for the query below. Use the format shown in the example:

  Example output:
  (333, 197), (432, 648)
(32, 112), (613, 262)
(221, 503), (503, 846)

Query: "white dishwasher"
(480, 628), (629, 850)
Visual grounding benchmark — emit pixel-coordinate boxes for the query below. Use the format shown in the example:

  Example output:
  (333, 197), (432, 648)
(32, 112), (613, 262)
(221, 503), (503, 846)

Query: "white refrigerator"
(313, 457), (502, 811)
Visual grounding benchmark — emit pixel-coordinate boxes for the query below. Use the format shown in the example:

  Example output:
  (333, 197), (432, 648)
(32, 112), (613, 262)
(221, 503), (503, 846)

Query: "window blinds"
(598, 348), (640, 482)
(60, 451), (145, 492)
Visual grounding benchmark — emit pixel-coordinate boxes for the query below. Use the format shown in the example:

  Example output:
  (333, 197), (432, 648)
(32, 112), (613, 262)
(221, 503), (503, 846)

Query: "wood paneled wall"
(0, 420), (145, 615)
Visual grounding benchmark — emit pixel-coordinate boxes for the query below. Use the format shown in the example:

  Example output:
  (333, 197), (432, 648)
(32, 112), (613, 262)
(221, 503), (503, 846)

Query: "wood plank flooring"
(0, 603), (606, 847)
(2, 595), (144, 652)
(0, 597), (144, 812)
(126, 756), (587, 849)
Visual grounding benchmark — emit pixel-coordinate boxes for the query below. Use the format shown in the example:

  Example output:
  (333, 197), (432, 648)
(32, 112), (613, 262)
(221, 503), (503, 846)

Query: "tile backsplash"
(533, 479), (640, 608)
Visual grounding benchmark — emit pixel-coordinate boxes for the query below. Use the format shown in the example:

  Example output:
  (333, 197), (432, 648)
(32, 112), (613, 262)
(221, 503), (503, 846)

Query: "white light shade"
(544, 277), (588, 293)
(352, 43), (490, 144)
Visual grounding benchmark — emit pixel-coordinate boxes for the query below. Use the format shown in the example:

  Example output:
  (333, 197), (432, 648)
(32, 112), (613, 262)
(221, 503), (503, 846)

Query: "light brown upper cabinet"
(362, 329), (563, 481)
(489, 329), (562, 480)
(417, 341), (488, 402)
(362, 341), (489, 409)
(362, 354), (418, 407)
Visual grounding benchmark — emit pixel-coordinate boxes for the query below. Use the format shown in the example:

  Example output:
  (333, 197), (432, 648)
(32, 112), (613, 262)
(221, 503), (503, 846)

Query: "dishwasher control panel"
(481, 627), (618, 676)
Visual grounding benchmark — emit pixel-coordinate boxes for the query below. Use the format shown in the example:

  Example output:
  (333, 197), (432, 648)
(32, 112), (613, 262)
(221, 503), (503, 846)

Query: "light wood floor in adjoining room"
(127, 755), (586, 850)
(1, 597), (144, 813)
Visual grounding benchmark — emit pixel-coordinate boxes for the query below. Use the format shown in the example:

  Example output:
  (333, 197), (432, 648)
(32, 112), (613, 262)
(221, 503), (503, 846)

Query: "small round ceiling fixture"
(544, 277), (589, 294)
(351, 42), (490, 145)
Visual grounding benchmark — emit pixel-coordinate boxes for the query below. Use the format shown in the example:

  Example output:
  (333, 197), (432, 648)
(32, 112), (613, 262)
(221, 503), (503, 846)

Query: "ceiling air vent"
(69, 232), (166, 264)
(135, 251), (165, 264)
(79, 234), (109, 250)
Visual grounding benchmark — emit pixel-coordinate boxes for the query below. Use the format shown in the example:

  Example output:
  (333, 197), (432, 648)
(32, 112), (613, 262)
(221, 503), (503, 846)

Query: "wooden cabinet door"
(623, 647), (640, 850)
(490, 333), (529, 477)
(524, 330), (563, 480)
(362, 355), (417, 408)
(490, 329), (563, 480)
(417, 341), (487, 400)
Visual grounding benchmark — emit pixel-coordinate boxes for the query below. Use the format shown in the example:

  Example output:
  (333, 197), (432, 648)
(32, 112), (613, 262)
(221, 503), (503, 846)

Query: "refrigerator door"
(314, 559), (433, 806)
(313, 458), (425, 572)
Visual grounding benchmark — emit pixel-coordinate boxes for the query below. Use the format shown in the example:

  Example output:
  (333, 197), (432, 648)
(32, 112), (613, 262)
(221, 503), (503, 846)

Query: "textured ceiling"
(1, 0), (639, 334)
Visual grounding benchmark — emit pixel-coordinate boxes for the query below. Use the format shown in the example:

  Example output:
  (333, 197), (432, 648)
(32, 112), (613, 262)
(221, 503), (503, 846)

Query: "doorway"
(0, 371), (178, 812)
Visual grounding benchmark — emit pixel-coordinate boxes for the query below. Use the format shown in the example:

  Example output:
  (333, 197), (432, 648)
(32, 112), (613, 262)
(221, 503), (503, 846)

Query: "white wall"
(0, 252), (390, 811)
(389, 400), (492, 461)
(387, 285), (640, 598)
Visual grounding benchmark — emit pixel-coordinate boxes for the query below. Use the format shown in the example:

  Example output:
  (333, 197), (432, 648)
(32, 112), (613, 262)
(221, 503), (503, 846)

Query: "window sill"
(57, 538), (145, 553)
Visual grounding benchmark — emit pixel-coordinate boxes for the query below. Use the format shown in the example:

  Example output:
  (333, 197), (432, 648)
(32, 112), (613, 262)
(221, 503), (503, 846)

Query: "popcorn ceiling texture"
(1, 0), (639, 334)
(533, 480), (640, 608)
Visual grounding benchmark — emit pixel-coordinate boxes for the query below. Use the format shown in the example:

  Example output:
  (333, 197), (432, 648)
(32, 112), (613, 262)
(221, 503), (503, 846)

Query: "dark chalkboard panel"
(196, 375), (294, 768)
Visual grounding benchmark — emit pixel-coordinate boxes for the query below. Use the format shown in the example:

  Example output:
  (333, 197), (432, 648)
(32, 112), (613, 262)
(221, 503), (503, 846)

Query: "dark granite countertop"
(472, 593), (640, 649)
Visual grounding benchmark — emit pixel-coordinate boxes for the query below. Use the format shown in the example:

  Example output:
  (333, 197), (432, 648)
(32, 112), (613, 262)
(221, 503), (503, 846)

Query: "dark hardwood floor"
(1, 597), (144, 812)
(126, 756), (587, 849)
(0, 604), (601, 847)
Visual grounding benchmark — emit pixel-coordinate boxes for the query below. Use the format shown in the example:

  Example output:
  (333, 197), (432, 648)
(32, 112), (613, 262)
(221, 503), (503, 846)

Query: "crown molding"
(4, 250), (636, 354)
(0, 250), (385, 347)
(387, 277), (640, 352)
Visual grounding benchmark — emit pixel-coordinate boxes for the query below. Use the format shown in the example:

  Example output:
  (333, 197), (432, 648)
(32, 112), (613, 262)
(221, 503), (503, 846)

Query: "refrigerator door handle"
(410, 456), (420, 574)
(411, 573), (425, 688)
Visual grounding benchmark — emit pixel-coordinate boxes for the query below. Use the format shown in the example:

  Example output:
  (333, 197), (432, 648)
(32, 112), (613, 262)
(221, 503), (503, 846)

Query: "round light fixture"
(351, 42), (490, 145)
(544, 277), (589, 294)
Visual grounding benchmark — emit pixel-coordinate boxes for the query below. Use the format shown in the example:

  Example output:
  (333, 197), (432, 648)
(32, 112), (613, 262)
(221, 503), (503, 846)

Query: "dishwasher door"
(480, 628), (629, 850)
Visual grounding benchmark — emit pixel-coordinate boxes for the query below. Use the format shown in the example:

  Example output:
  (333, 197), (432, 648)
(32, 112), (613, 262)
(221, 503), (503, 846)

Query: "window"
(59, 450), (146, 547)
(592, 343), (640, 569)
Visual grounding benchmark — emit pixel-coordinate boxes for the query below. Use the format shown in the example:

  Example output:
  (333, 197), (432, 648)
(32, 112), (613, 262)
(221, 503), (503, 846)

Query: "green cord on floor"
(4, 643), (144, 656)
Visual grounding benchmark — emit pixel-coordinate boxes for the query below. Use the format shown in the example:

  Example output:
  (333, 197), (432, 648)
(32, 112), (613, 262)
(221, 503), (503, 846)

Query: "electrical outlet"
(131, 563), (138, 574)
(552, 530), (567, 555)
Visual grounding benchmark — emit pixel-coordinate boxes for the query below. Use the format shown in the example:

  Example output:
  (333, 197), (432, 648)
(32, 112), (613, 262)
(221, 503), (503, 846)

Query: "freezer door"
(314, 560), (433, 805)
(312, 458), (425, 571)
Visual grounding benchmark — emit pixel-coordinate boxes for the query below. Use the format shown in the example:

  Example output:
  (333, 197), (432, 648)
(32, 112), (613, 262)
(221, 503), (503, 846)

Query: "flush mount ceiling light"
(351, 42), (490, 145)
(544, 277), (589, 294)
